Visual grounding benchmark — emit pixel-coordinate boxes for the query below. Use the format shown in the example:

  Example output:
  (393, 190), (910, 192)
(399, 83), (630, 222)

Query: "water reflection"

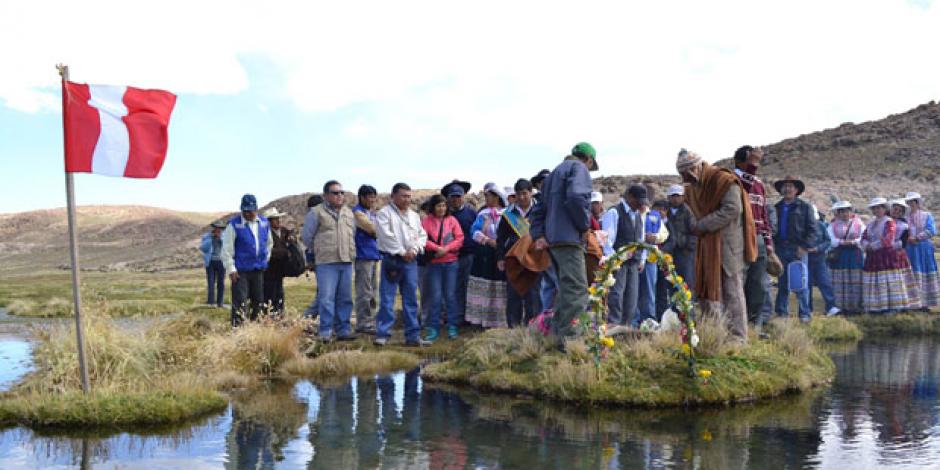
(0, 338), (32, 392)
(0, 337), (939, 468)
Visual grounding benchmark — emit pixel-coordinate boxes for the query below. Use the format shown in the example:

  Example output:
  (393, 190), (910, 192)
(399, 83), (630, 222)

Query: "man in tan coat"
(302, 180), (357, 342)
(676, 149), (757, 341)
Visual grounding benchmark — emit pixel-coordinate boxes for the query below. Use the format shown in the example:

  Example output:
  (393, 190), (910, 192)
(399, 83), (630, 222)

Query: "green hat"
(572, 142), (598, 171)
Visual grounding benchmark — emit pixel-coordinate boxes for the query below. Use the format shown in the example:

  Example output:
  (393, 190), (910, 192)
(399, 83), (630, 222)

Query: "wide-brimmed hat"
(831, 200), (853, 211)
(867, 197), (889, 209)
(483, 182), (508, 207)
(773, 176), (806, 196)
(210, 220), (227, 229)
(666, 184), (685, 196)
(262, 207), (288, 219)
(441, 179), (472, 197)
(890, 199), (909, 215)
(530, 169), (551, 186)
(905, 192), (923, 202)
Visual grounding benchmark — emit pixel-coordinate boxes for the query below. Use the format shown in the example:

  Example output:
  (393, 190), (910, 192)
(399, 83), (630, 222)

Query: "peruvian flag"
(62, 81), (176, 178)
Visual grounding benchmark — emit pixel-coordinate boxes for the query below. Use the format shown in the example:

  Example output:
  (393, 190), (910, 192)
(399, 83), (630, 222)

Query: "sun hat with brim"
(262, 207), (288, 219)
(441, 180), (472, 197)
(867, 197), (889, 209)
(483, 182), (508, 207)
(773, 176), (806, 196)
(210, 220), (227, 229)
(890, 199), (909, 215)
(905, 192), (923, 202)
(831, 201), (853, 211)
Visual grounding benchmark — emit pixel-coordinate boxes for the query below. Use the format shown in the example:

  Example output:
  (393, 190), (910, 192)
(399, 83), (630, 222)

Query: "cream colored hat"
(867, 197), (889, 209)
(905, 192), (923, 202)
(831, 200), (852, 211)
(666, 184), (685, 196)
(262, 207), (288, 218)
(591, 191), (604, 203)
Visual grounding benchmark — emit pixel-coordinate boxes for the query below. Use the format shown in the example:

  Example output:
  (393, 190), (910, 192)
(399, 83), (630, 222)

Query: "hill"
(2, 100), (938, 273)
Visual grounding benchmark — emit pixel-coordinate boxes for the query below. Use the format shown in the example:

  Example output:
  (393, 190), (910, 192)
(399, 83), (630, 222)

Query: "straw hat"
(831, 201), (852, 211)
(867, 197), (889, 209)
(262, 207), (288, 219)
(890, 199), (909, 216)
(905, 192), (923, 202)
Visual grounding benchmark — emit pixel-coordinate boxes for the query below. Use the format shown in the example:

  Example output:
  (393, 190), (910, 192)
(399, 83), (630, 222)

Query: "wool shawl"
(685, 164), (758, 302)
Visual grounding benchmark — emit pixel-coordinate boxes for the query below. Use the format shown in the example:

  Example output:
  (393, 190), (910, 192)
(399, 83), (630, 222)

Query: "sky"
(1, 0), (938, 214)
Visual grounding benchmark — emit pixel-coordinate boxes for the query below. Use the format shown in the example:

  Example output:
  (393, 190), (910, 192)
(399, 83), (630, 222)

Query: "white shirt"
(599, 199), (645, 261)
(376, 204), (428, 257)
(220, 217), (274, 275)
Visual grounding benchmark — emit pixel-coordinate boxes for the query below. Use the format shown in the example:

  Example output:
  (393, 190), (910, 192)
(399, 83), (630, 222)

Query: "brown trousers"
(698, 270), (748, 341)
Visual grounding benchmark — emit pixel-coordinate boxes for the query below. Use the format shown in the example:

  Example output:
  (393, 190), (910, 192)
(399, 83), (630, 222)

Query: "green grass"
(422, 318), (836, 407)
(0, 387), (226, 428)
(845, 313), (940, 336)
(802, 315), (864, 342)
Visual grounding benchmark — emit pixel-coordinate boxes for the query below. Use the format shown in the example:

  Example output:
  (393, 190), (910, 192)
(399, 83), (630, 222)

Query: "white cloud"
(2, 0), (939, 176)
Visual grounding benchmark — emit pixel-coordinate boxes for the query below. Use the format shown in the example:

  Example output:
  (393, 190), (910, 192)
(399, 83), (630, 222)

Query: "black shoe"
(405, 338), (432, 347)
(337, 333), (359, 341)
(356, 326), (377, 335)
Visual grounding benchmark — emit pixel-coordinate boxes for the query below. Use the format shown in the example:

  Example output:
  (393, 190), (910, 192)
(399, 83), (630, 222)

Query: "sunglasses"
(329, 190), (345, 196)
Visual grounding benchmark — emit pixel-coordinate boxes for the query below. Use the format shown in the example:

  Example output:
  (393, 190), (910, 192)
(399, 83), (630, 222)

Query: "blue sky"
(1, 0), (938, 214)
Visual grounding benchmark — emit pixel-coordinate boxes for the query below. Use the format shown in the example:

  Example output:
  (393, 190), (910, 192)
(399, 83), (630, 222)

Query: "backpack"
(283, 241), (306, 277)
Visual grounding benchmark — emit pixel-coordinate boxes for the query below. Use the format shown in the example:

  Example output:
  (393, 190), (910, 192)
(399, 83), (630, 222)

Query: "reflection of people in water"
(225, 382), (308, 469)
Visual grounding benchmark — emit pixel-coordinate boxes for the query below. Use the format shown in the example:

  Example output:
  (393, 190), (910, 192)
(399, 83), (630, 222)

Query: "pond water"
(1, 336), (939, 469)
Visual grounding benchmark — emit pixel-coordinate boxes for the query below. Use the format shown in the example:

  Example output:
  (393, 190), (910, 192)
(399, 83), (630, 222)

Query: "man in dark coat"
(443, 180), (476, 325)
(772, 175), (817, 322)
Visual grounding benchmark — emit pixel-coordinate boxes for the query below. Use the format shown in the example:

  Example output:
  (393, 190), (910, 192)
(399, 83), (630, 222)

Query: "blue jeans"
(808, 253), (836, 312)
(775, 246), (811, 319)
(315, 263), (354, 338)
(206, 260), (225, 305)
(304, 269), (319, 318)
(634, 261), (658, 327)
(424, 261), (459, 330)
(540, 265), (558, 311)
(376, 255), (421, 341)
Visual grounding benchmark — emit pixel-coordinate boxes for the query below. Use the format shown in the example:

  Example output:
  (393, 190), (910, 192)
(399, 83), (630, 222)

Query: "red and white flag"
(62, 81), (176, 178)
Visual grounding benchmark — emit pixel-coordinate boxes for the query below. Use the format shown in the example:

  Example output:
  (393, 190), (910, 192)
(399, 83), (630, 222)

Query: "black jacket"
(773, 198), (817, 250)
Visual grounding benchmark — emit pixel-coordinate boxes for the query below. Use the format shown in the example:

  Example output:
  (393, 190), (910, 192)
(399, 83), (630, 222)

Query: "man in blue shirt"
(220, 194), (273, 326)
(443, 180), (476, 325)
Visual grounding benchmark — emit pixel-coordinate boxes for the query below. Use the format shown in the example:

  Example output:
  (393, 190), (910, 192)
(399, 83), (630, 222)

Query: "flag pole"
(57, 63), (91, 395)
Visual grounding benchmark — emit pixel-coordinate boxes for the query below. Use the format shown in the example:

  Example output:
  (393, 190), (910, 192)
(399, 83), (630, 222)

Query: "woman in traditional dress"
(890, 199), (921, 310)
(465, 183), (509, 328)
(827, 201), (865, 313)
(861, 198), (916, 313)
(904, 192), (940, 311)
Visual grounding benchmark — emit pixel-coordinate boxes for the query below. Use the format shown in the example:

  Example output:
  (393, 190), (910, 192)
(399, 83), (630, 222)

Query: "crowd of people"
(199, 142), (939, 347)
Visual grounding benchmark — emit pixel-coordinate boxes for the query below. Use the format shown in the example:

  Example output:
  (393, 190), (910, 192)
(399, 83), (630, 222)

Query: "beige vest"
(313, 205), (356, 264)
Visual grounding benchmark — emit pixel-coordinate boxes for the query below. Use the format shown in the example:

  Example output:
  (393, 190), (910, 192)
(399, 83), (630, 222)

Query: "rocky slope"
(3, 101), (938, 273)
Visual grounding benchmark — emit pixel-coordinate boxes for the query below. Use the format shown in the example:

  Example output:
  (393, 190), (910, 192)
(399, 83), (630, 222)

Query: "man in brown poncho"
(676, 149), (757, 341)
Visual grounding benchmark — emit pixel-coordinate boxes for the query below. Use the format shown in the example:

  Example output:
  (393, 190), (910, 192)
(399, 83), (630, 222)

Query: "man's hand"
(229, 272), (239, 283)
(645, 233), (657, 244)
(766, 245), (774, 255)
(435, 247), (447, 258)
(497, 260), (506, 271)
(534, 237), (549, 251)
(797, 247), (808, 258)
(637, 263), (645, 273)
(486, 238), (497, 248)
(403, 251), (416, 263)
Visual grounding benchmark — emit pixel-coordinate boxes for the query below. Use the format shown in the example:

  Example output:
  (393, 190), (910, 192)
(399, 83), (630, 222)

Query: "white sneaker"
(826, 307), (841, 316)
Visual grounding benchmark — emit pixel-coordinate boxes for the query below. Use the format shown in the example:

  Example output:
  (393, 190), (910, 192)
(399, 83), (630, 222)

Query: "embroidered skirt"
(906, 240), (940, 308)
(862, 248), (919, 312)
(830, 246), (864, 311)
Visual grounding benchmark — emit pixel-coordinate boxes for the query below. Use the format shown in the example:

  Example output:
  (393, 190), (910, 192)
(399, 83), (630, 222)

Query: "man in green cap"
(529, 142), (598, 349)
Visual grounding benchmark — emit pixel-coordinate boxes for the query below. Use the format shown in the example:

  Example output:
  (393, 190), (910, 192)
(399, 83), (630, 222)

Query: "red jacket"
(422, 215), (464, 264)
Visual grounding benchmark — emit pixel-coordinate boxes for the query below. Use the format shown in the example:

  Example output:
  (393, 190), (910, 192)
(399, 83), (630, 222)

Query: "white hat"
(905, 192), (923, 202)
(867, 197), (889, 209)
(666, 184), (685, 196)
(262, 207), (288, 218)
(483, 182), (508, 207)
(591, 191), (604, 203)
(504, 186), (515, 197)
(831, 200), (852, 211)
(890, 199), (909, 215)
